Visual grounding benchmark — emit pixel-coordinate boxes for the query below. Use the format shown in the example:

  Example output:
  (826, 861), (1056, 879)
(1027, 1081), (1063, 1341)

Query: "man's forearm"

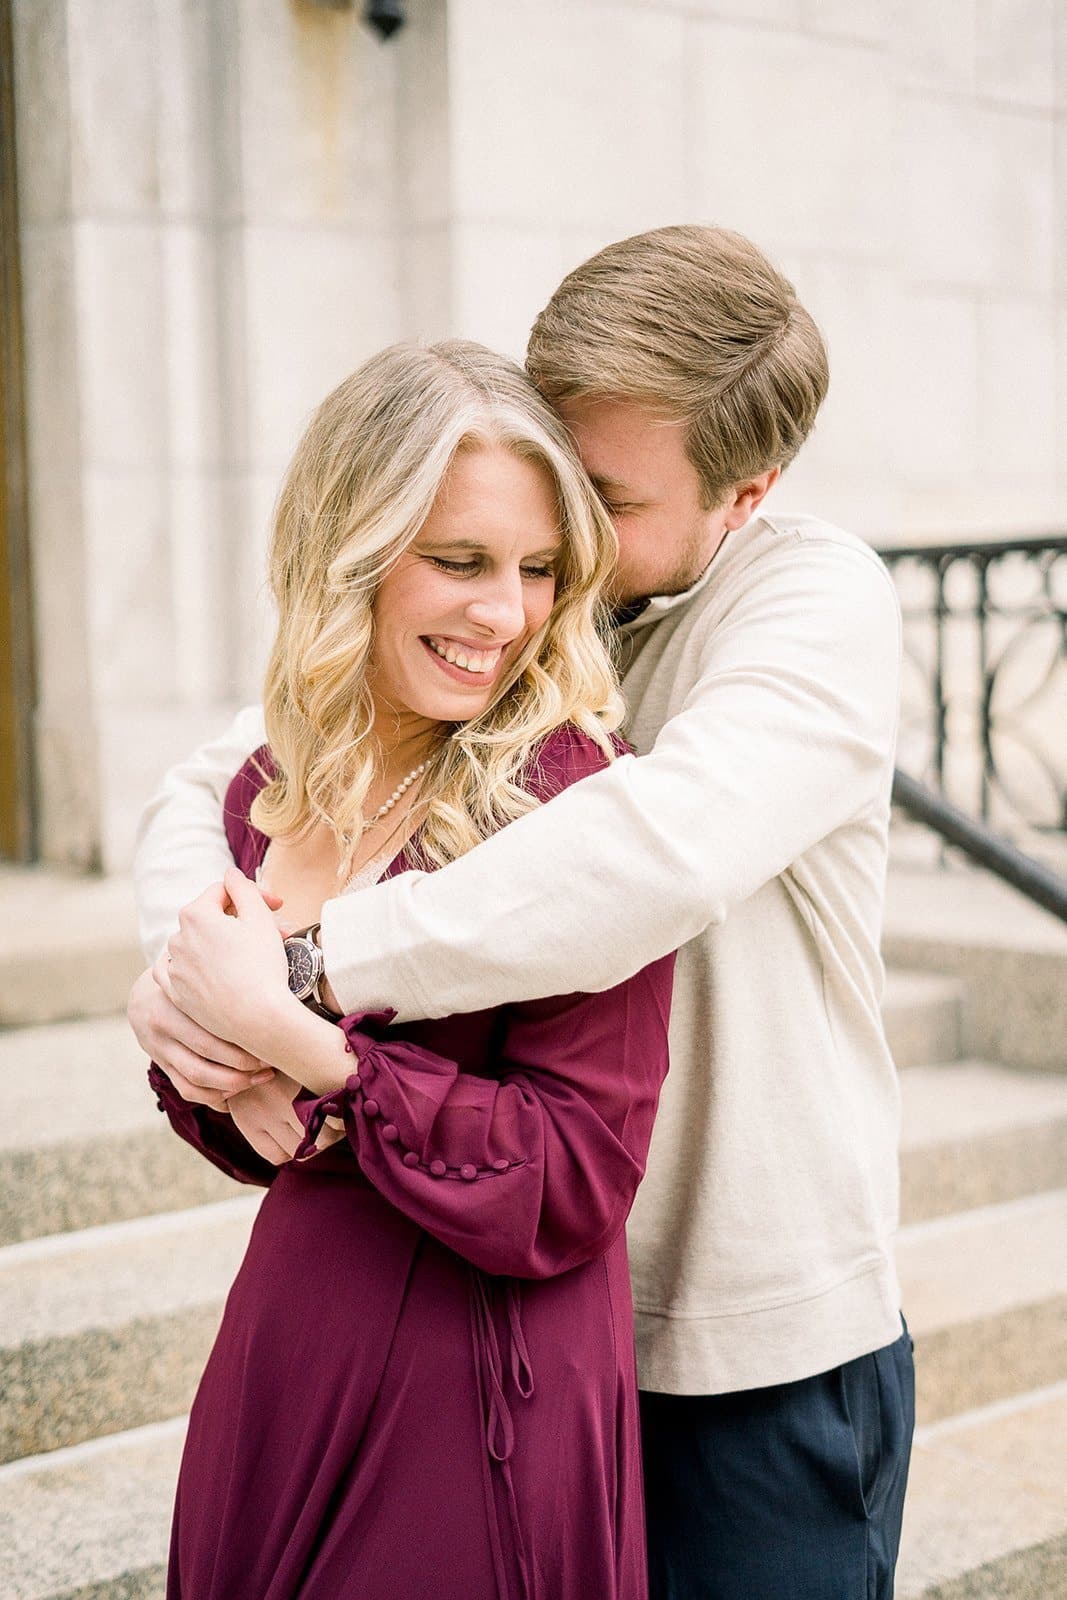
(133, 545), (901, 1028)
(319, 545), (901, 1023)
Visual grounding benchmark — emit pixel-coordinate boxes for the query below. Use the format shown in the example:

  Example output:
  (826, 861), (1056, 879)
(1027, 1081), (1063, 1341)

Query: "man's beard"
(613, 526), (719, 606)
(654, 551), (713, 597)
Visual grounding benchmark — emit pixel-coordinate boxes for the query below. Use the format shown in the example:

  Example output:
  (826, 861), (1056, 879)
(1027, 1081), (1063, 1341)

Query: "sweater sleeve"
(292, 939), (674, 1279)
(320, 540), (902, 1019)
(133, 704), (267, 962)
(141, 743), (277, 1185)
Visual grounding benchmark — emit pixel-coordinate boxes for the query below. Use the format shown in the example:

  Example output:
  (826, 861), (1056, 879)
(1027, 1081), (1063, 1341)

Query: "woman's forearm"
(247, 993), (356, 1098)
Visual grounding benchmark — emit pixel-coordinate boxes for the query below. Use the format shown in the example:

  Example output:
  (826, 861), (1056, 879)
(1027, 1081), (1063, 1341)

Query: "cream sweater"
(135, 512), (904, 1394)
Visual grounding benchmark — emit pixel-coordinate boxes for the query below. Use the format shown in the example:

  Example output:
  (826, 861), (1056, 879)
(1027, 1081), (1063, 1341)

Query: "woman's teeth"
(425, 637), (502, 675)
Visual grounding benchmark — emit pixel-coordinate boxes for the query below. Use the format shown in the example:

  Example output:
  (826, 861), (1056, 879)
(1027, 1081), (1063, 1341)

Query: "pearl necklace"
(362, 760), (430, 833)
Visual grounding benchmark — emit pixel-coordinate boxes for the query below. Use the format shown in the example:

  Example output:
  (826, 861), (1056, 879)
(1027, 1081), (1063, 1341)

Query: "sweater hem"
(634, 1258), (903, 1396)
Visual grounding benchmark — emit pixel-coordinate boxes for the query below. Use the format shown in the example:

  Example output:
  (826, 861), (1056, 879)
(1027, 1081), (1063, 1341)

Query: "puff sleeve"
(292, 940), (674, 1279)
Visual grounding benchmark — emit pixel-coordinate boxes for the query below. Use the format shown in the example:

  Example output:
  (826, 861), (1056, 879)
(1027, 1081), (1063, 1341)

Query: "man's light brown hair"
(526, 224), (829, 509)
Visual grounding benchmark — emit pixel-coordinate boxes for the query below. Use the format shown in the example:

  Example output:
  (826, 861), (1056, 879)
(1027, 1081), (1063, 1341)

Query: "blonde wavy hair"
(251, 340), (624, 876)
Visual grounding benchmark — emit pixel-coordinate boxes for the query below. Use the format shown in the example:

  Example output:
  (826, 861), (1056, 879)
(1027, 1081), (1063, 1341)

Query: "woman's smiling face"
(366, 442), (564, 730)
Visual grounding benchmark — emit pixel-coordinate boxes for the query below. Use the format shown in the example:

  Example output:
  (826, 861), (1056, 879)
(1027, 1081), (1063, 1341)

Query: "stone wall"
(433, 0), (1065, 544)
(14, 0), (428, 866)
(11, 0), (1066, 868)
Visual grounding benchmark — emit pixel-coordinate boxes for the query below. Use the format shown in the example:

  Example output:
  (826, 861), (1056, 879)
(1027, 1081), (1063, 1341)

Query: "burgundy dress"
(148, 724), (676, 1600)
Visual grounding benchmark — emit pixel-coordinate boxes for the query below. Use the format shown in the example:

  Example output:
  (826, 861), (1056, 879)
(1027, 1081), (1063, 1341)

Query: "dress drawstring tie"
(469, 1266), (537, 1600)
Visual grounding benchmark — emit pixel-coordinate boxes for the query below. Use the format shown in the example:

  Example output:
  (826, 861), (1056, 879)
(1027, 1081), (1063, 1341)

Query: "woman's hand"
(128, 965), (276, 1112)
(157, 866), (301, 1061)
(227, 1070), (344, 1164)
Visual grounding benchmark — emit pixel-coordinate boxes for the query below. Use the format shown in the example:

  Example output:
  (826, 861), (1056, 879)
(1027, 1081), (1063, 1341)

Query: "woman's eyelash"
(427, 557), (555, 579)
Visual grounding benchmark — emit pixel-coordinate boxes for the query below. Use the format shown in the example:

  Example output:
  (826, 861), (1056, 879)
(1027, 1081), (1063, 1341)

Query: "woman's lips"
(419, 635), (506, 687)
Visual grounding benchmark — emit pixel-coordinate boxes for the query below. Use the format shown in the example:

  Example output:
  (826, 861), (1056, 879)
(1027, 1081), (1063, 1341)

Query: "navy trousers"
(639, 1318), (915, 1600)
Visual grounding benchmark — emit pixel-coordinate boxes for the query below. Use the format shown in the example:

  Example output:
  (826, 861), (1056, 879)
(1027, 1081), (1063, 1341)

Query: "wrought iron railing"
(892, 768), (1067, 924)
(878, 535), (1067, 842)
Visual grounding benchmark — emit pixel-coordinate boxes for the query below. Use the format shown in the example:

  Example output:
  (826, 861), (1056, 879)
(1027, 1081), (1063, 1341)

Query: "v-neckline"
(254, 838), (398, 897)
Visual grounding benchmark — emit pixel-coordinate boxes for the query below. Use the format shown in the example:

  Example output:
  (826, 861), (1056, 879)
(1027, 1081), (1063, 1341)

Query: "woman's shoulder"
(221, 730), (629, 862)
(223, 744), (275, 869)
(521, 723), (631, 806)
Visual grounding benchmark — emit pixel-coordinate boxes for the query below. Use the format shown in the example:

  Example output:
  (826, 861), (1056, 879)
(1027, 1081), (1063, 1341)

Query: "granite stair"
(0, 1016), (236, 1246)
(0, 864), (1063, 1597)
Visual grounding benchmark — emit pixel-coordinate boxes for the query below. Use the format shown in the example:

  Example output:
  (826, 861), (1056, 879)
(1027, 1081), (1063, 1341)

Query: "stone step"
(4, 1167), (1064, 1468)
(3, 1378), (1065, 1600)
(0, 1197), (259, 1463)
(6, 1000), (1060, 1248)
(883, 867), (1067, 1073)
(882, 969), (967, 1070)
(898, 1188), (1067, 1425)
(0, 867), (144, 1027)
(898, 1058), (1067, 1223)
(896, 1381), (1067, 1599)
(0, 1417), (181, 1600)
(0, 1015), (237, 1245)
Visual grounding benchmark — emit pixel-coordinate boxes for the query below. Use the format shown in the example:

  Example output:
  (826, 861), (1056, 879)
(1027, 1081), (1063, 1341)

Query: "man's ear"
(722, 467), (780, 531)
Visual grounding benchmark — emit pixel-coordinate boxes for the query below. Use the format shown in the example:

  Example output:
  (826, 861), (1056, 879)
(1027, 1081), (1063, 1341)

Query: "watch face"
(286, 938), (317, 999)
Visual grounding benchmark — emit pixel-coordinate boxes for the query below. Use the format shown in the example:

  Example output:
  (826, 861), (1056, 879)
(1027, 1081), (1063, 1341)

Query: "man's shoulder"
(684, 512), (896, 625)
(746, 513), (892, 584)
(670, 513), (901, 678)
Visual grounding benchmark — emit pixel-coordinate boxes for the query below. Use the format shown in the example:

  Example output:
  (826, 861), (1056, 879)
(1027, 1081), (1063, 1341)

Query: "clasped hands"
(127, 866), (345, 1164)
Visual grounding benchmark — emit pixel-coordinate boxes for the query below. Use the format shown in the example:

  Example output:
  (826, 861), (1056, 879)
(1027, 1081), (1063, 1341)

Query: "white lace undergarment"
(340, 848), (395, 895)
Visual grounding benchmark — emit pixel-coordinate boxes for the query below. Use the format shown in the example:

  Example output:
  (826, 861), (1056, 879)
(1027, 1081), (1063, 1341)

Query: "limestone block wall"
(432, 0), (1066, 544)
(13, 0), (424, 868)
(10, 0), (1066, 869)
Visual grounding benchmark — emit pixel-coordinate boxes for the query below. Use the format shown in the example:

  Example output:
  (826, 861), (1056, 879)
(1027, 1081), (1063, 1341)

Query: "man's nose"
(464, 570), (527, 637)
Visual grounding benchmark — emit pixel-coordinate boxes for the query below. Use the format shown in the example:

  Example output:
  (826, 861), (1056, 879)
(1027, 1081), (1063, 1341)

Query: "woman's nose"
(464, 570), (527, 638)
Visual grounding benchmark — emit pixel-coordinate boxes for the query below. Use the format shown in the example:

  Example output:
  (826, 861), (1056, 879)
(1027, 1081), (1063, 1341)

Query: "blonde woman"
(146, 341), (675, 1600)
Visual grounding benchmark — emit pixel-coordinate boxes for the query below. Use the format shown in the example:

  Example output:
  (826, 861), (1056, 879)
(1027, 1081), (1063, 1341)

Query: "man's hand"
(128, 965), (275, 1112)
(227, 1070), (343, 1164)
(157, 867), (295, 1058)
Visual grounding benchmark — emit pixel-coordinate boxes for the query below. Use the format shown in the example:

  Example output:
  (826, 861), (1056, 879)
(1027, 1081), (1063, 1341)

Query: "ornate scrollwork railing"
(878, 535), (1067, 842)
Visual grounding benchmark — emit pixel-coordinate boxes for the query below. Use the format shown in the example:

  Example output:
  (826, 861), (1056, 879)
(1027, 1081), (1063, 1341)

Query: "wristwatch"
(283, 924), (339, 1021)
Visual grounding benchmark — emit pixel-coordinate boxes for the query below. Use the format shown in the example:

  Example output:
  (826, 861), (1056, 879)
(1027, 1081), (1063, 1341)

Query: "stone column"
(13, 0), (421, 869)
